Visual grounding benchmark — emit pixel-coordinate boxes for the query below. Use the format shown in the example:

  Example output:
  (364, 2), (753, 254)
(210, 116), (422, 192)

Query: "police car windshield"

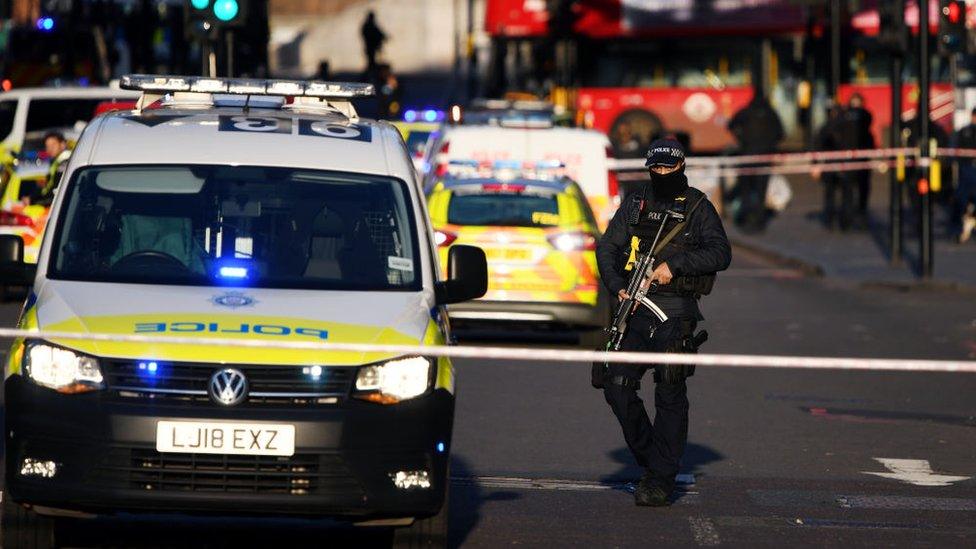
(447, 187), (560, 227)
(49, 165), (421, 291)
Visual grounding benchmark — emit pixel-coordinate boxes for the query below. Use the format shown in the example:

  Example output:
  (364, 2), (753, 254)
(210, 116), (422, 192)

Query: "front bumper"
(4, 375), (453, 521)
(448, 295), (609, 328)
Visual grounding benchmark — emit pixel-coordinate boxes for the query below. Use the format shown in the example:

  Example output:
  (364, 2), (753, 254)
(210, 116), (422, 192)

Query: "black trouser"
(603, 315), (694, 494)
(855, 169), (871, 215)
(734, 173), (769, 231)
(823, 172), (855, 229)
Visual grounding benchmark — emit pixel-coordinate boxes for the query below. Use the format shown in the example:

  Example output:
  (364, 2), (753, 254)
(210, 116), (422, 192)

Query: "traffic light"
(939, 0), (967, 54)
(185, 0), (246, 34)
(878, 0), (907, 54)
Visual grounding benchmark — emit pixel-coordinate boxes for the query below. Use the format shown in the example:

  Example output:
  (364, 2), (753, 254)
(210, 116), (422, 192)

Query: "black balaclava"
(648, 165), (688, 202)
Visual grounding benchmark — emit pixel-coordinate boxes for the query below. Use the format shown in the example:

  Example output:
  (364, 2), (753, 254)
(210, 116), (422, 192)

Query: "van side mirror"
(0, 235), (36, 287)
(435, 245), (487, 305)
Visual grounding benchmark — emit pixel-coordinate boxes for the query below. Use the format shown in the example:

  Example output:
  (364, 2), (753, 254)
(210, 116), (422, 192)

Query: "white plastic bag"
(765, 174), (793, 212)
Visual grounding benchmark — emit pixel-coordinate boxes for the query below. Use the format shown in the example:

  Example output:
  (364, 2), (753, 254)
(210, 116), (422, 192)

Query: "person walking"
(728, 92), (784, 233)
(951, 108), (976, 243)
(595, 138), (731, 507)
(839, 93), (875, 228)
(360, 11), (387, 71)
(814, 102), (851, 230)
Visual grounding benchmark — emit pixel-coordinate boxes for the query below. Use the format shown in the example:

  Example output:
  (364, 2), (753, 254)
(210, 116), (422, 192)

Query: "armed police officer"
(595, 138), (731, 507)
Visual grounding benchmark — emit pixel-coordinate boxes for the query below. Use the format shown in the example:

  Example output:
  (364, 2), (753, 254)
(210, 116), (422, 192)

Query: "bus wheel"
(391, 490), (449, 549)
(1, 497), (57, 549)
(609, 109), (664, 156)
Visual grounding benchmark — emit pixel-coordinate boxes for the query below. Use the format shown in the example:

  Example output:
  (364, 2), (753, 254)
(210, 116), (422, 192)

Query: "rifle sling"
(652, 194), (707, 256)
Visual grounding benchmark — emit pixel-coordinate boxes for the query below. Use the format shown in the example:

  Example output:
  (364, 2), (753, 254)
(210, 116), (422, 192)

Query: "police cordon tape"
(0, 328), (973, 374)
(616, 159), (907, 180)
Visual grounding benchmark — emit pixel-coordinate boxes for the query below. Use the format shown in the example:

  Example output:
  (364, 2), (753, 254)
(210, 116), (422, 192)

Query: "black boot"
(634, 474), (670, 507)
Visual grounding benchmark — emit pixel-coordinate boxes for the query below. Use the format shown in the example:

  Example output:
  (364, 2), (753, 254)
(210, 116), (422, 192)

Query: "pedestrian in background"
(841, 93), (875, 228)
(360, 11), (387, 71)
(728, 92), (784, 233)
(951, 108), (976, 243)
(814, 102), (851, 230)
(596, 138), (731, 507)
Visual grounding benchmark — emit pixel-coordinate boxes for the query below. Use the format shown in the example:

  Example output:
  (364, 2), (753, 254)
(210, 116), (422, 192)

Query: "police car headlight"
(24, 343), (104, 394)
(353, 357), (432, 404)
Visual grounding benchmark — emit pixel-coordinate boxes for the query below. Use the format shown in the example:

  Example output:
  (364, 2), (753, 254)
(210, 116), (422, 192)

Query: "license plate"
(156, 421), (295, 457)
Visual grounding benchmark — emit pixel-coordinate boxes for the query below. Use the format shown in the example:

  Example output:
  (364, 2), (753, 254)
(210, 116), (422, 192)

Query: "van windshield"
(49, 165), (421, 291)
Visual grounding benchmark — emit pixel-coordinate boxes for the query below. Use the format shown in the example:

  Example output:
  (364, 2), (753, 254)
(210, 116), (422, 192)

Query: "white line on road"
(452, 473), (696, 492)
(688, 517), (721, 546)
(862, 458), (971, 487)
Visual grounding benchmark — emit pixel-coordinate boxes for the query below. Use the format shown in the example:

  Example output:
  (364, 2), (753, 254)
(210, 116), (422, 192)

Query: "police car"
(428, 160), (607, 328)
(0, 75), (487, 548)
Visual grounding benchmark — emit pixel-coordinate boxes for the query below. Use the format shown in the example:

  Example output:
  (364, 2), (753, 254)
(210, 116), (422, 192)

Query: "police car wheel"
(0, 497), (57, 549)
(391, 489), (449, 548)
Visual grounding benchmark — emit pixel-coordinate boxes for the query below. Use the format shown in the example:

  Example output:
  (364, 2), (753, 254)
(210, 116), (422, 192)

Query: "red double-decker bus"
(485, 0), (961, 154)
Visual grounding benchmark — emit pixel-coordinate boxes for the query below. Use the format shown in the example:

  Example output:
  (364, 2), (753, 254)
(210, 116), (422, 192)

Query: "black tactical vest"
(621, 186), (715, 296)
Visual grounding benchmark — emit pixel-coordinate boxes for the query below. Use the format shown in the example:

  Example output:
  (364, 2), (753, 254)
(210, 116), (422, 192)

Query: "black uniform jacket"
(596, 186), (732, 318)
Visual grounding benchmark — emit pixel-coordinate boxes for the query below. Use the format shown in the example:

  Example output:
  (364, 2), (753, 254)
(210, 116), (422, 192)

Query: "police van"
(0, 75), (487, 548)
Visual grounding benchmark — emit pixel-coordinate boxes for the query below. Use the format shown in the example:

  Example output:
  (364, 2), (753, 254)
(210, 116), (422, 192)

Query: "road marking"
(688, 517), (721, 546)
(751, 489), (976, 510)
(452, 473), (695, 492)
(863, 458), (971, 487)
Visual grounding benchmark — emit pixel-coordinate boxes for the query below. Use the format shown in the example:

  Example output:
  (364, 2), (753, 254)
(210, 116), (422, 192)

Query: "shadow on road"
(600, 443), (724, 503)
(449, 456), (520, 549)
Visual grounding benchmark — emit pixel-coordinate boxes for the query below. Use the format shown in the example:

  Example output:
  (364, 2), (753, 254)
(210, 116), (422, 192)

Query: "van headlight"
(24, 343), (104, 394)
(353, 357), (432, 404)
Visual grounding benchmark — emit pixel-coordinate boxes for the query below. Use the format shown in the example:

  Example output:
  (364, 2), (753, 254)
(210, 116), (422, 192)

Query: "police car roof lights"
(121, 75), (375, 99)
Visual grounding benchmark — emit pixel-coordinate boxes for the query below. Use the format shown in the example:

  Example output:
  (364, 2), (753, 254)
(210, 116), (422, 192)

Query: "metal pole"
(466, 0), (476, 101)
(890, 50), (903, 265)
(830, 0), (841, 99)
(226, 30), (234, 77)
(919, 0), (933, 277)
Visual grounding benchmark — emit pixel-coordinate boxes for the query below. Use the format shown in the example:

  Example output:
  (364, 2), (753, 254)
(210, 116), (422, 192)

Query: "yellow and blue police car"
(0, 75), (487, 548)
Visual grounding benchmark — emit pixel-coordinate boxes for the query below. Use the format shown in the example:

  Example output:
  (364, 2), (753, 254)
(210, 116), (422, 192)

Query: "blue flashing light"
(213, 0), (240, 22)
(403, 110), (418, 122)
(138, 361), (160, 375)
(36, 17), (54, 32)
(303, 365), (324, 379)
(77, 77), (90, 87)
(436, 442), (446, 453)
(218, 266), (248, 279)
(190, 0), (210, 9)
(422, 109), (439, 122)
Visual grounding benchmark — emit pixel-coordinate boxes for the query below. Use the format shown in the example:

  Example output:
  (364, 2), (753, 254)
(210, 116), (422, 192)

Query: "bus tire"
(609, 109), (664, 155)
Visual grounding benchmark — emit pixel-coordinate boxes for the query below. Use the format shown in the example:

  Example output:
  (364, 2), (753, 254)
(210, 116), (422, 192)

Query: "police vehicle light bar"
(120, 75), (375, 98)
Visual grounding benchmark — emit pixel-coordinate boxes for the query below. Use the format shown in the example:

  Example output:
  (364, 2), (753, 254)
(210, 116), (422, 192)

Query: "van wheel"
(391, 490), (449, 549)
(1, 497), (57, 549)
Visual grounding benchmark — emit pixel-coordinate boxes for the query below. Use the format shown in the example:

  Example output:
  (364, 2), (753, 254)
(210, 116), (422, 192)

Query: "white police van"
(0, 75), (487, 548)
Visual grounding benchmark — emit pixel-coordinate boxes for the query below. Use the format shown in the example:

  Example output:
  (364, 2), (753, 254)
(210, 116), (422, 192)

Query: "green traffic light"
(213, 0), (239, 21)
(190, 0), (209, 10)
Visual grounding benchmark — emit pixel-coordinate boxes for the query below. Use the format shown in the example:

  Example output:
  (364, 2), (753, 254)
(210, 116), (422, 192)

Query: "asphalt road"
(1, 247), (974, 547)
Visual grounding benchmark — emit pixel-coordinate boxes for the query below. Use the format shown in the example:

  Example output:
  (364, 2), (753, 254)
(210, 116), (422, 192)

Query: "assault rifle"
(605, 210), (672, 351)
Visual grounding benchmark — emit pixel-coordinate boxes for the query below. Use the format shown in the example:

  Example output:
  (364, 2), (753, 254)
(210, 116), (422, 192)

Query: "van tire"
(1, 497), (57, 549)
(391, 490), (449, 548)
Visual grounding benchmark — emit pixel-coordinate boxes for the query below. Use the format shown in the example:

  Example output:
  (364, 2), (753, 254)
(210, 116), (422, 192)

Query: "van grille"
(103, 360), (353, 406)
(95, 447), (364, 497)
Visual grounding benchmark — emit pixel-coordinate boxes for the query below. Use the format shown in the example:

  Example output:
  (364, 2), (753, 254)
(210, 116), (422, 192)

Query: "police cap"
(644, 138), (686, 168)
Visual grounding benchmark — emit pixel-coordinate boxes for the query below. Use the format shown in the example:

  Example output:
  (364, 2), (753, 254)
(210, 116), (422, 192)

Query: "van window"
(0, 100), (16, 143)
(50, 165), (421, 291)
(25, 98), (107, 133)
